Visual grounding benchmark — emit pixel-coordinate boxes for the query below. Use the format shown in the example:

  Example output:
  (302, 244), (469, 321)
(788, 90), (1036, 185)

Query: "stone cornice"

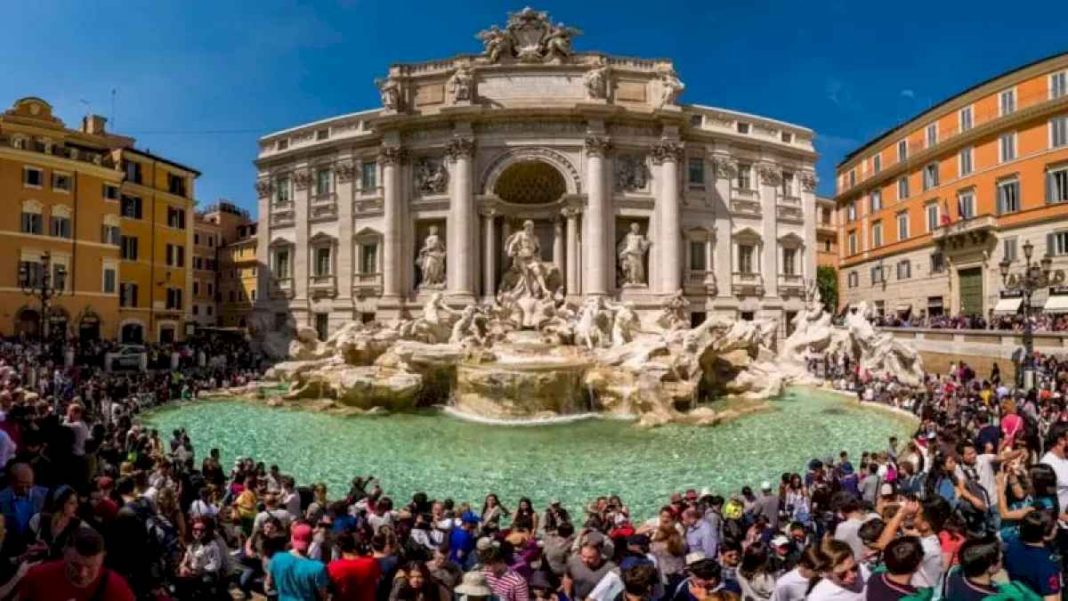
(0, 147), (123, 181)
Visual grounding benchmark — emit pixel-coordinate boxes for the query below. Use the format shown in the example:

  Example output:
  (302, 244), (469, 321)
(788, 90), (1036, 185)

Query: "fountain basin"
(455, 357), (594, 418)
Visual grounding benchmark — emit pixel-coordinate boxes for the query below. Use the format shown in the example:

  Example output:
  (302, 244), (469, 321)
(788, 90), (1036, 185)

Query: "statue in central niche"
(499, 219), (562, 329)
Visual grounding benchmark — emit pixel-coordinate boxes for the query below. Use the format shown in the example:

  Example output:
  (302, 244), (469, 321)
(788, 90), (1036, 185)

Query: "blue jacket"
(0, 485), (48, 535)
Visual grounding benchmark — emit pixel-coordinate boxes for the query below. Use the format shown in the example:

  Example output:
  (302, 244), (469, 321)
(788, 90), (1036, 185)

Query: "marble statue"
(503, 220), (551, 300)
(657, 66), (685, 108)
(477, 8), (581, 64)
(448, 64), (474, 103)
(416, 226), (447, 288)
(618, 223), (652, 285)
(450, 305), (487, 346)
(607, 300), (640, 347)
(575, 296), (612, 349)
(377, 77), (402, 112)
(544, 22), (580, 61)
(583, 58), (609, 100)
(656, 289), (690, 331)
(476, 25), (513, 63)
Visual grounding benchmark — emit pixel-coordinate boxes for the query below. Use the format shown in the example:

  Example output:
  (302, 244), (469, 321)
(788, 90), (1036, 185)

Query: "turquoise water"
(144, 388), (913, 519)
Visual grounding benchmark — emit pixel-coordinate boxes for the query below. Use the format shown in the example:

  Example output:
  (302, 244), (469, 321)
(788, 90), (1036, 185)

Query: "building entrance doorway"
(958, 267), (983, 317)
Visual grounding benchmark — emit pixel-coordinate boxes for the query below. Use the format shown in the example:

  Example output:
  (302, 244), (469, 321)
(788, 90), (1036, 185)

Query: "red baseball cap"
(291, 523), (314, 552)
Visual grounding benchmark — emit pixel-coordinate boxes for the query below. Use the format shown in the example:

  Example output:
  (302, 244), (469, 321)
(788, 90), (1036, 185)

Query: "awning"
(1045, 295), (1068, 314)
(993, 297), (1023, 315)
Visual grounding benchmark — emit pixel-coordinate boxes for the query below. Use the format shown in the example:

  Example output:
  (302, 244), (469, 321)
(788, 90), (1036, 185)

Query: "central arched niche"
(493, 161), (566, 205)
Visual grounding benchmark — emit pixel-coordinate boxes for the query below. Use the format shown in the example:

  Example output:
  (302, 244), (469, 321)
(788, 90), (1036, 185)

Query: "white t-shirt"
(769, 568), (808, 601)
(64, 419), (89, 456)
(806, 576), (865, 601)
(833, 515), (875, 560)
(958, 454), (997, 505)
(910, 534), (943, 588)
(1041, 451), (1068, 526)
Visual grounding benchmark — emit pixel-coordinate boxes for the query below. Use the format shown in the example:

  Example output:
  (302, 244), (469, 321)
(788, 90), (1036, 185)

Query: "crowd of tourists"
(863, 310), (1068, 333)
(1, 329), (1068, 600)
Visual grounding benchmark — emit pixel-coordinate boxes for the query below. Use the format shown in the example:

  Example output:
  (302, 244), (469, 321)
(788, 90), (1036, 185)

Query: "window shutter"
(996, 186), (1004, 215)
(1049, 233), (1057, 256)
(1048, 172), (1054, 204)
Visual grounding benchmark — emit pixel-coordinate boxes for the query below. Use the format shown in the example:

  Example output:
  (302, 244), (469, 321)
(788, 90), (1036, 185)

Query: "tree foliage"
(817, 265), (838, 314)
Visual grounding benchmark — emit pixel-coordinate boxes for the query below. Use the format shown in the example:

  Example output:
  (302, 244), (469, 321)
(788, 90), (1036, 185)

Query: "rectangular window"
(847, 200), (857, 222)
(360, 244), (378, 274)
(314, 247), (332, 276)
(50, 216), (71, 238)
(1052, 231), (1068, 256)
(781, 131), (793, 143)
(120, 283), (139, 307)
(998, 179), (1020, 213)
(781, 171), (794, 197)
(1004, 238), (1018, 263)
(959, 147), (973, 176)
(737, 163), (752, 190)
(926, 203), (939, 232)
(103, 267), (117, 294)
(871, 266), (884, 284)
(193, 282), (200, 296)
(872, 155), (881, 174)
(687, 157), (704, 186)
(275, 250), (291, 279)
(362, 162), (377, 190)
(1000, 133), (1016, 162)
(120, 236), (138, 261)
(167, 207), (186, 229)
(103, 184), (119, 201)
(848, 272), (858, 288)
(872, 221), (883, 248)
(738, 244), (755, 273)
(898, 140), (908, 162)
(277, 139), (288, 151)
(898, 177), (910, 200)
(166, 288), (183, 310)
(18, 261), (42, 288)
(849, 170), (856, 187)
(123, 160), (142, 184)
(1050, 168), (1068, 204)
(316, 169), (331, 195)
(960, 106), (973, 132)
(897, 260), (911, 280)
(120, 195), (142, 219)
(736, 122), (750, 134)
(958, 192), (976, 219)
(52, 173), (71, 192)
(870, 190), (882, 213)
(20, 212), (42, 235)
(315, 313), (330, 342)
(926, 123), (938, 148)
(102, 224), (120, 245)
(690, 241), (706, 271)
(1053, 72), (1068, 100)
(931, 251), (945, 273)
(167, 174), (187, 197)
(23, 167), (43, 187)
(1052, 116), (1068, 148)
(897, 211), (909, 241)
(782, 248), (797, 276)
(923, 163), (939, 191)
(316, 128), (330, 141)
(275, 177), (290, 203)
(1000, 89), (1016, 116)
(848, 231), (857, 255)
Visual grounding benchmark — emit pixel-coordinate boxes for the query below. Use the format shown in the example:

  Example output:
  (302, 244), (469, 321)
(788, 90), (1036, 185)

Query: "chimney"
(81, 114), (107, 135)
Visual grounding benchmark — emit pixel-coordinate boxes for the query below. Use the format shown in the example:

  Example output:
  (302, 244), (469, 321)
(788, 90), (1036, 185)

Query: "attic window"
(737, 122), (750, 134)
(277, 139), (289, 151)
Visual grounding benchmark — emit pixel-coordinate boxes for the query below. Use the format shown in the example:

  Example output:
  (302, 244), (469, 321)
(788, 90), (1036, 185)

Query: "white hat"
(761, 481), (772, 490)
(455, 572), (492, 597)
(699, 487), (712, 497)
(685, 552), (706, 566)
(880, 483), (895, 496)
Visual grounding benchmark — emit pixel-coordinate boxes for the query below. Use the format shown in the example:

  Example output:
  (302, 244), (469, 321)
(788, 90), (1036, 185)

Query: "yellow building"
(216, 212), (257, 328)
(193, 212), (221, 327)
(0, 96), (199, 343)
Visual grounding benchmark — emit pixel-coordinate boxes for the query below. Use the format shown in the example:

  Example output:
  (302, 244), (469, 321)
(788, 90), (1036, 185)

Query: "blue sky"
(3, 1), (1066, 217)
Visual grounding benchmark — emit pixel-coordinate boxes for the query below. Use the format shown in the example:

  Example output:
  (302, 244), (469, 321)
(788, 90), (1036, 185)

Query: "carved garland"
(758, 164), (783, 187)
(711, 157), (737, 179)
(335, 161), (357, 183)
(650, 140), (684, 164)
(378, 145), (409, 165)
(292, 170), (312, 190)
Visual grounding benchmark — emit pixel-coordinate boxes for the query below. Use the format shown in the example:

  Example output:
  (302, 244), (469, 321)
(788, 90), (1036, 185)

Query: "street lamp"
(19, 251), (66, 348)
(999, 239), (1053, 388)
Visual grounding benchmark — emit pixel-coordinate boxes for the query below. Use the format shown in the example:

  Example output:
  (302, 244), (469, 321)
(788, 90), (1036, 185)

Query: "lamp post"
(999, 239), (1052, 389)
(19, 251), (66, 351)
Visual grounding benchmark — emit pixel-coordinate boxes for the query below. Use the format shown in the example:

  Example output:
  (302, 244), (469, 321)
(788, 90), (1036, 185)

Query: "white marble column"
(336, 159), (356, 305)
(482, 210), (496, 298)
(704, 238), (714, 284)
(293, 167), (310, 304)
(584, 136), (611, 296)
(380, 146), (405, 300)
(446, 137), (476, 300)
(553, 217), (565, 275)
(653, 140), (683, 294)
(564, 207), (580, 295)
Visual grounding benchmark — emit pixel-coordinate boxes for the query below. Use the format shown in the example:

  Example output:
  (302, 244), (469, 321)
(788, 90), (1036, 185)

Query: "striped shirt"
(484, 568), (529, 601)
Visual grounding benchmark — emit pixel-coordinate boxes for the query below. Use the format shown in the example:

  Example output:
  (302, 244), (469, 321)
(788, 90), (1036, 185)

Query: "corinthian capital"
(378, 145), (408, 165)
(445, 137), (476, 162)
(584, 136), (612, 157)
(650, 139), (684, 164)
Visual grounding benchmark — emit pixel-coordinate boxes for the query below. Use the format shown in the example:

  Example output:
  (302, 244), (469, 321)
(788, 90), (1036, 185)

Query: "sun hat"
(455, 571), (492, 597)
(760, 481), (772, 491)
(771, 535), (790, 547)
(290, 523), (314, 553)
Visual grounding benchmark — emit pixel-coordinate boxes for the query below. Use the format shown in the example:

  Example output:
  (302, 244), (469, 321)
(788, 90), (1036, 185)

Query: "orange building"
(835, 52), (1068, 319)
(816, 196), (838, 268)
(197, 202), (256, 328)
(0, 96), (199, 343)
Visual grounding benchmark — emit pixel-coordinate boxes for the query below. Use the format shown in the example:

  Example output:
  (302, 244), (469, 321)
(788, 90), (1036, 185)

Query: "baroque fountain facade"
(246, 9), (925, 424)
